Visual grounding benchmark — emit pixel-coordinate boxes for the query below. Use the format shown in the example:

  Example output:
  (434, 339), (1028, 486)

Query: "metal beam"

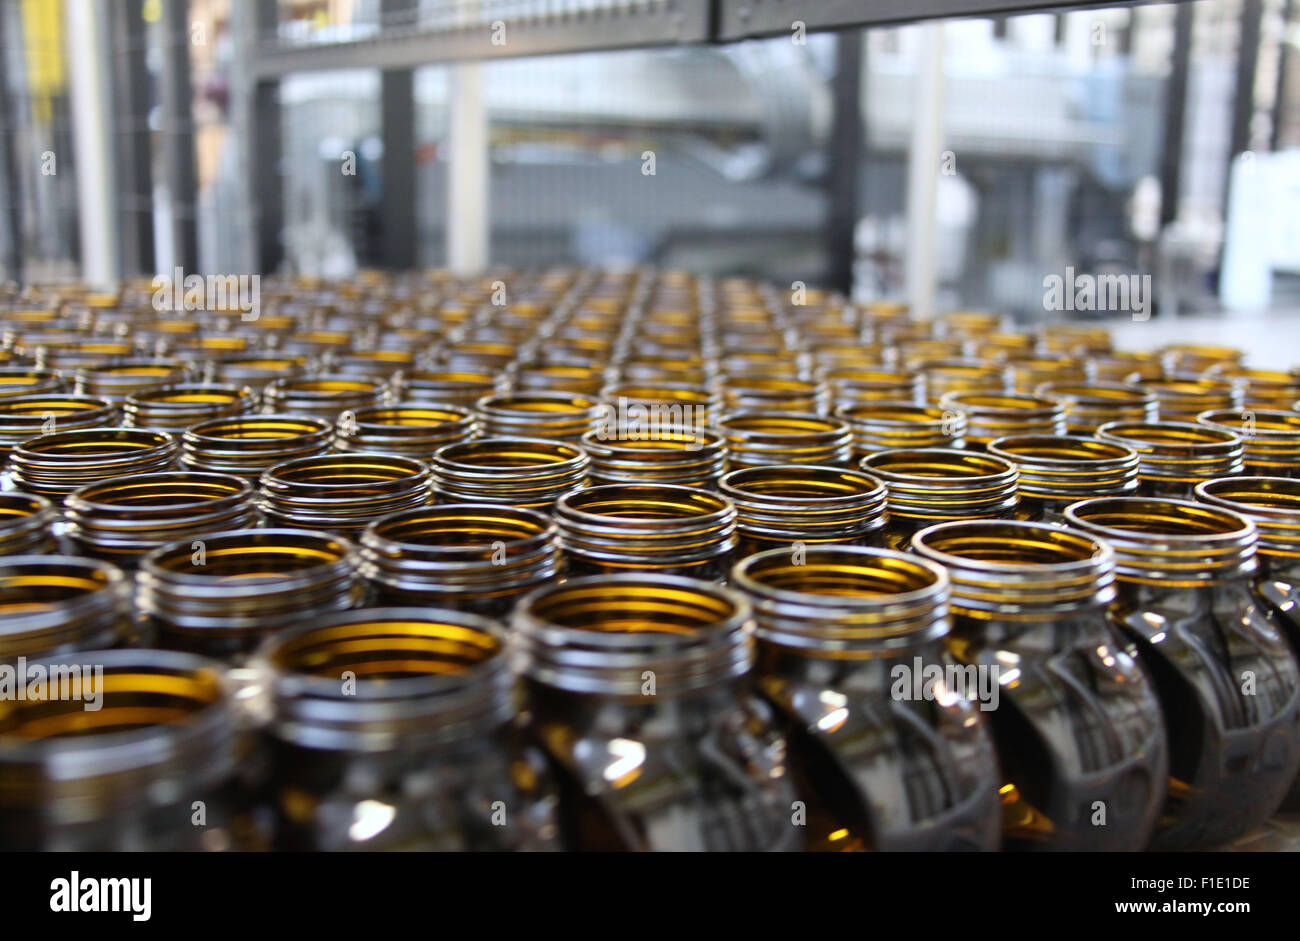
(109, 0), (154, 278)
(824, 30), (864, 296)
(1272, 0), (1294, 151)
(160, 0), (198, 270)
(0, 3), (24, 283)
(247, 0), (283, 275)
(1230, 0), (1264, 161)
(379, 0), (417, 270)
(1160, 2), (1192, 228)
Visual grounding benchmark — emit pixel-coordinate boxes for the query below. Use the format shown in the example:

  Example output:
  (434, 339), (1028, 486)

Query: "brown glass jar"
(836, 401), (965, 455)
(554, 483), (737, 579)
(912, 519), (1167, 850)
(256, 608), (559, 851)
(1035, 381), (1158, 434)
(1088, 350), (1163, 383)
(821, 367), (921, 408)
(917, 360), (1011, 404)
(259, 453), (431, 534)
(123, 383), (257, 432)
(9, 427), (179, 499)
(398, 369), (502, 408)
(720, 375), (830, 415)
(64, 472), (258, 568)
(75, 359), (193, 404)
(861, 448), (1020, 550)
(731, 545), (1002, 850)
(987, 434), (1140, 523)
(1208, 367), (1300, 411)
(937, 391), (1066, 450)
(0, 366), (67, 399)
(580, 426), (727, 488)
(180, 414), (332, 480)
(0, 555), (132, 661)
(513, 575), (798, 851)
(600, 382), (717, 430)
(718, 412), (853, 469)
(138, 528), (365, 661)
(0, 493), (58, 555)
(333, 404), (477, 458)
(1064, 497), (1300, 849)
(1097, 420), (1244, 498)
(0, 394), (118, 459)
(0, 649), (265, 850)
(432, 437), (589, 509)
(1197, 408), (1300, 478)
(359, 503), (560, 617)
(718, 464), (886, 556)
(475, 391), (603, 442)
(262, 375), (387, 419)
(1130, 376), (1243, 422)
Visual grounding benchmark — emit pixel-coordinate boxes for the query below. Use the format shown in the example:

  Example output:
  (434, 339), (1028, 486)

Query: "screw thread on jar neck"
(719, 464), (886, 549)
(1064, 496), (1258, 585)
(1194, 477), (1300, 569)
(937, 391), (1066, 450)
(432, 436), (589, 508)
(580, 425), (726, 488)
(1196, 408), (1300, 477)
(0, 493), (58, 556)
(911, 519), (1117, 620)
(718, 411), (853, 469)
(987, 434), (1140, 507)
(513, 574), (754, 699)
(0, 555), (131, 661)
(1035, 381), (1158, 434)
(257, 608), (514, 752)
(836, 401), (965, 454)
(731, 545), (950, 658)
(861, 448), (1020, 536)
(1096, 421), (1244, 497)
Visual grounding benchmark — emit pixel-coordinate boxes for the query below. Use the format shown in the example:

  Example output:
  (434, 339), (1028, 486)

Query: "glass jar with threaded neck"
(911, 519), (1168, 851)
(861, 448), (1020, 550)
(359, 503), (560, 617)
(512, 575), (798, 851)
(0, 649), (267, 850)
(731, 545), (1001, 851)
(1064, 497), (1300, 849)
(255, 608), (559, 851)
(987, 434), (1140, 523)
(719, 465), (886, 556)
(1097, 420), (1244, 498)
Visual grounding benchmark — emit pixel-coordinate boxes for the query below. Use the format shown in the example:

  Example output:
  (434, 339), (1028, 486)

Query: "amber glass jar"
(1088, 351), (1163, 383)
(259, 453), (431, 534)
(861, 448), (1020, 550)
(719, 375), (829, 415)
(599, 382), (717, 429)
(75, 359), (192, 404)
(0, 649), (265, 850)
(257, 608), (558, 851)
(181, 414), (333, 479)
(333, 404), (477, 458)
(262, 375), (387, 419)
(820, 367), (921, 408)
(1208, 367), (1300, 411)
(432, 437), (589, 509)
(937, 391), (1066, 450)
(1130, 376), (1242, 422)
(0, 366), (66, 399)
(580, 426), (727, 488)
(554, 483), (737, 579)
(512, 362), (606, 396)
(1197, 408), (1300, 478)
(64, 472), (257, 568)
(1005, 355), (1090, 393)
(1163, 343), (1245, 375)
(0, 394), (118, 458)
(359, 503), (560, 617)
(1035, 381), (1158, 434)
(1096, 420), (1244, 498)
(123, 383), (256, 432)
(732, 545), (1001, 851)
(718, 412), (853, 469)
(476, 391), (603, 442)
(513, 575), (798, 851)
(9, 427), (179, 499)
(0, 493), (58, 555)
(0, 555), (132, 661)
(718, 465), (886, 556)
(1064, 497), (1300, 849)
(836, 401), (965, 455)
(912, 519), (1167, 850)
(917, 360), (1011, 404)
(987, 434), (1139, 523)
(138, 528), (365, 661)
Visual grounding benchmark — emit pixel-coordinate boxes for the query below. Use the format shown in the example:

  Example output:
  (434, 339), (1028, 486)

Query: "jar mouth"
(15, 427), (174, 459)
(68, 472), (252, 513)
(1063, 496), (1257, 583)
(0, 649), (234, 811)
(1194, 477), (1300, 559)
(1099, 420), (1243, 450)
(581, 426), (723, 454)
(346, 404), (474, 430)
(185, 415), (331, 443)
(987, 434), (1140, 499)
(434, 437), (585, 471)
(1038, 381), (1156, 404)
(720, 464), (887, 506)
(405, 370), (496, 385)
(862, 447), (1018, 481)
(719, 412), (847, 437)
(836, 401), (950, 426)
(912, 519), (1116, 614)
(731, 545), (949, 655)
(513, 574), (753, 697)
(127, 384), (247, 406)
(0, 492), (53, 525)
(1199, 408), (1300, 438)
(269, 376), (382, 396)
(477, 392), (600, 415)
(262, 453), (430, 489)
(141, 528), (357, 587)
(0, 555), (129, 659)
(939, 391), (1062, 414)
(363, 503), (556, 556)
(0, 394), (116, 420)
(557, 484), (734, 525)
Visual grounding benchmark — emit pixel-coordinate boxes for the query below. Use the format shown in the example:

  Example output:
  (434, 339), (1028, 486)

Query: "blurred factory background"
(0, 0), (1297, 322)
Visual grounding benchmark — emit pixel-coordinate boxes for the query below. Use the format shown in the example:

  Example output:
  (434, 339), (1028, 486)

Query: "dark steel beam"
(160, 0), (199, 270)
(824, 30), (864, 295)
(1160, 2), (1193, 228)
(109, 0), (155, 278)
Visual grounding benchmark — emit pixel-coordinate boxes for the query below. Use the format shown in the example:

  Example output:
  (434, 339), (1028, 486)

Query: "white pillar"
(65, 0), (119, 287)
(447, 63), (488, 276)
(905, 22), (946, 319)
